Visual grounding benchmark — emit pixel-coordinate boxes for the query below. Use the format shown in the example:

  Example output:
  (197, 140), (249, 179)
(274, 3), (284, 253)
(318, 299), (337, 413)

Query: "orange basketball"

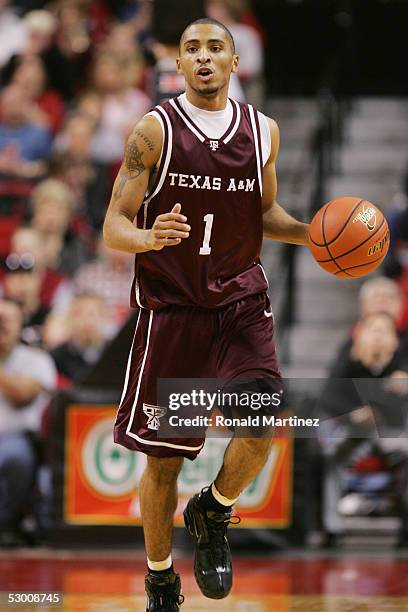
(308, 196), (390, 278)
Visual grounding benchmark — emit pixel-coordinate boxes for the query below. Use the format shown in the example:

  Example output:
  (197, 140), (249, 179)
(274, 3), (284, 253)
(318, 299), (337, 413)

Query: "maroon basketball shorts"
(114, 293), (282, 460)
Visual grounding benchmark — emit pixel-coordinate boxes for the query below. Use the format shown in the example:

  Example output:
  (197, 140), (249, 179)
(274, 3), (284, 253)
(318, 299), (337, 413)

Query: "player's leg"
(184, 434), (274, 600)
(184, 293), (281, 600)
(184, 427), (275, 598)
(141, 455), (185, 612)
(214, 293), (281, 498)
(140, 455), (184, 566)
(214, 436), (273, 499)
(115, 306), (214, 610)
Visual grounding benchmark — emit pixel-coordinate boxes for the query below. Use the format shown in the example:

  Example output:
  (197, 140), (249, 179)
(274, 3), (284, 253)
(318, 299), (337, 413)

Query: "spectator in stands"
(42, 311), (70, 352)
(335, 277), (406, 362)
(117, 0), (152, 37)
(49, 152), (110, 234)
(54, 113), (95, 164)
(42, 0), (91, 102)
(30, 178), (89, 277)
(2, 250), (51, 346)
(51, 110), (113, 231)
(8, 226), (73, 315)
(383, 179), (408, 328)
(358, 276), (404, 323)
(75, 90), (103, 130)
(9, 54), (65, 135)
(51, 111), (111, 231)
(0, 84), (52, 181)
(1, 9), (57, 86)
(383, 167), (408, 280)
(74, 236), (133, 330)
(101, 22), (146, 90)
(22, 9), (57, 56)
(319, 312), (408, 547)
(0, 0), (26, 70)
(0, 297), (56, 547)
(90, 52), (149, 165)
(51, 293), (109, 385)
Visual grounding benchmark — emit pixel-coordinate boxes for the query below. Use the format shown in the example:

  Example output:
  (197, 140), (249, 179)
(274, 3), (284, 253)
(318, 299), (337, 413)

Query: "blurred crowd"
(1, 0), (406, 554)
(0, 0), (267, 547)
(318, 275), (408, 548)
(315, 171), (408, 548)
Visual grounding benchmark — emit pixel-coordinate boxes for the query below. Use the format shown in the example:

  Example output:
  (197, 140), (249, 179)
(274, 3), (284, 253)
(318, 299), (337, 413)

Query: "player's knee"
(146, 455), (184, 485)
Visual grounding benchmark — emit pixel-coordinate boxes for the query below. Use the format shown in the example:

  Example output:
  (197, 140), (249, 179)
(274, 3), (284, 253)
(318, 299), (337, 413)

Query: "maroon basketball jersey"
(132, 96), (268, 310)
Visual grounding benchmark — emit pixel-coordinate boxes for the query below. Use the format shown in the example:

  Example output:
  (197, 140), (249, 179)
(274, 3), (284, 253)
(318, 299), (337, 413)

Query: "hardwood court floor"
(0, 551), (408, 611)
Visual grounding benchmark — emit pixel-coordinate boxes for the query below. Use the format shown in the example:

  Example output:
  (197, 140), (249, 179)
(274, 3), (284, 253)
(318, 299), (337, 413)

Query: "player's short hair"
(180, 18), (236, 54)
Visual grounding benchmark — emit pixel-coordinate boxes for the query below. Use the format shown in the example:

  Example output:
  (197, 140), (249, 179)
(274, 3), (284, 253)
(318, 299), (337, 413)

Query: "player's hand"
(145, 203), (190, 250)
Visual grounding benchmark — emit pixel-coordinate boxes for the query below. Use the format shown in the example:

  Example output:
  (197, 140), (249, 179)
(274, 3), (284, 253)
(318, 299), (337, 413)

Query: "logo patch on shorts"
(143, 404), (167, 431)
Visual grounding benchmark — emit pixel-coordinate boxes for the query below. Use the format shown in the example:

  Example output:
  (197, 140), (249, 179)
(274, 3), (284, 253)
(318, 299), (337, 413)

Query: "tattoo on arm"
(114, 132), (154, 199)
(134, 129), (155, 152)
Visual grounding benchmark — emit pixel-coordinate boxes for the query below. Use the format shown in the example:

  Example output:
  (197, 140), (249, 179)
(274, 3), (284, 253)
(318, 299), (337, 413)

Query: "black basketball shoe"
(145, 572), (184, 611)
(183, 490), (240, 599)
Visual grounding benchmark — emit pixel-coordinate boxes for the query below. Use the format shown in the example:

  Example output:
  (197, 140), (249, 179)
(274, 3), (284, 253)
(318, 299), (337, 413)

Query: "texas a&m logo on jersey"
(143, 404), (167, 431)
(168, 172), (256, 192)
(209, 140), (219, 151)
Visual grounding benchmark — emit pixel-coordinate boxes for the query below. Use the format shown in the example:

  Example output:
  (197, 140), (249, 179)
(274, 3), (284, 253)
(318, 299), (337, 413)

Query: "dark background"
(150, 0), (408, 95)
(253, 0), (408, 95)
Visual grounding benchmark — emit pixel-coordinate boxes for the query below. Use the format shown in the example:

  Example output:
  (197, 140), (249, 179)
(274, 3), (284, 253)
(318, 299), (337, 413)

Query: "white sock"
(147, 554), (172, 572)
(211, 482), (239, 507)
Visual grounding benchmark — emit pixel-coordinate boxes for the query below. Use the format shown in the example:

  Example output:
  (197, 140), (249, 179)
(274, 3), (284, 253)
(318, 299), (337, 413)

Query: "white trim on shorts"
(125, 310), (205, 452)
(134, 280), (143, 309)
(125, 309), (154, 439)
(257, 262), (270, 289)
(117, 309), (142, 410)
(129, 433), (205, 452)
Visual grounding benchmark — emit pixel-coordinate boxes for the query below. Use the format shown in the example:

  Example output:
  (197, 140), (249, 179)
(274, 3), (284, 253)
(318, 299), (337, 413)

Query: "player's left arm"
(262, 117), (309, 245)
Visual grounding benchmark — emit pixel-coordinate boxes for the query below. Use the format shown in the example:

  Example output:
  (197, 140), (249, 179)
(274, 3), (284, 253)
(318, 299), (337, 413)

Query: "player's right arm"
(103, 115), (190, 253)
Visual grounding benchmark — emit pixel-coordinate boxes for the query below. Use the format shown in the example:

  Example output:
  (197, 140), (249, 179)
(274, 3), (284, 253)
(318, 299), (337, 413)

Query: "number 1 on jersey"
(199, 213), (214, 255)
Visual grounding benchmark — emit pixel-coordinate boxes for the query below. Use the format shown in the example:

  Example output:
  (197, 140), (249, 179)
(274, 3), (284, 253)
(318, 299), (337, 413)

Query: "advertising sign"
(65, 405), (292, 528)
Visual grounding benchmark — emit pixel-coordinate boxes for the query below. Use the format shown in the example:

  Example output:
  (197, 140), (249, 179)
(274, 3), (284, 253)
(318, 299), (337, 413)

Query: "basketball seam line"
(310, 198), (364, 248)
(316, 219), (386, 263)
(334, 252), (387, 276)
(321, 202), (353, 277)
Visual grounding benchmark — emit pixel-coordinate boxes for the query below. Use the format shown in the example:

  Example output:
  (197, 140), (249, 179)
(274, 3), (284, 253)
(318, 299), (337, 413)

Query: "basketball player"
(103, 18), (309, 612)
